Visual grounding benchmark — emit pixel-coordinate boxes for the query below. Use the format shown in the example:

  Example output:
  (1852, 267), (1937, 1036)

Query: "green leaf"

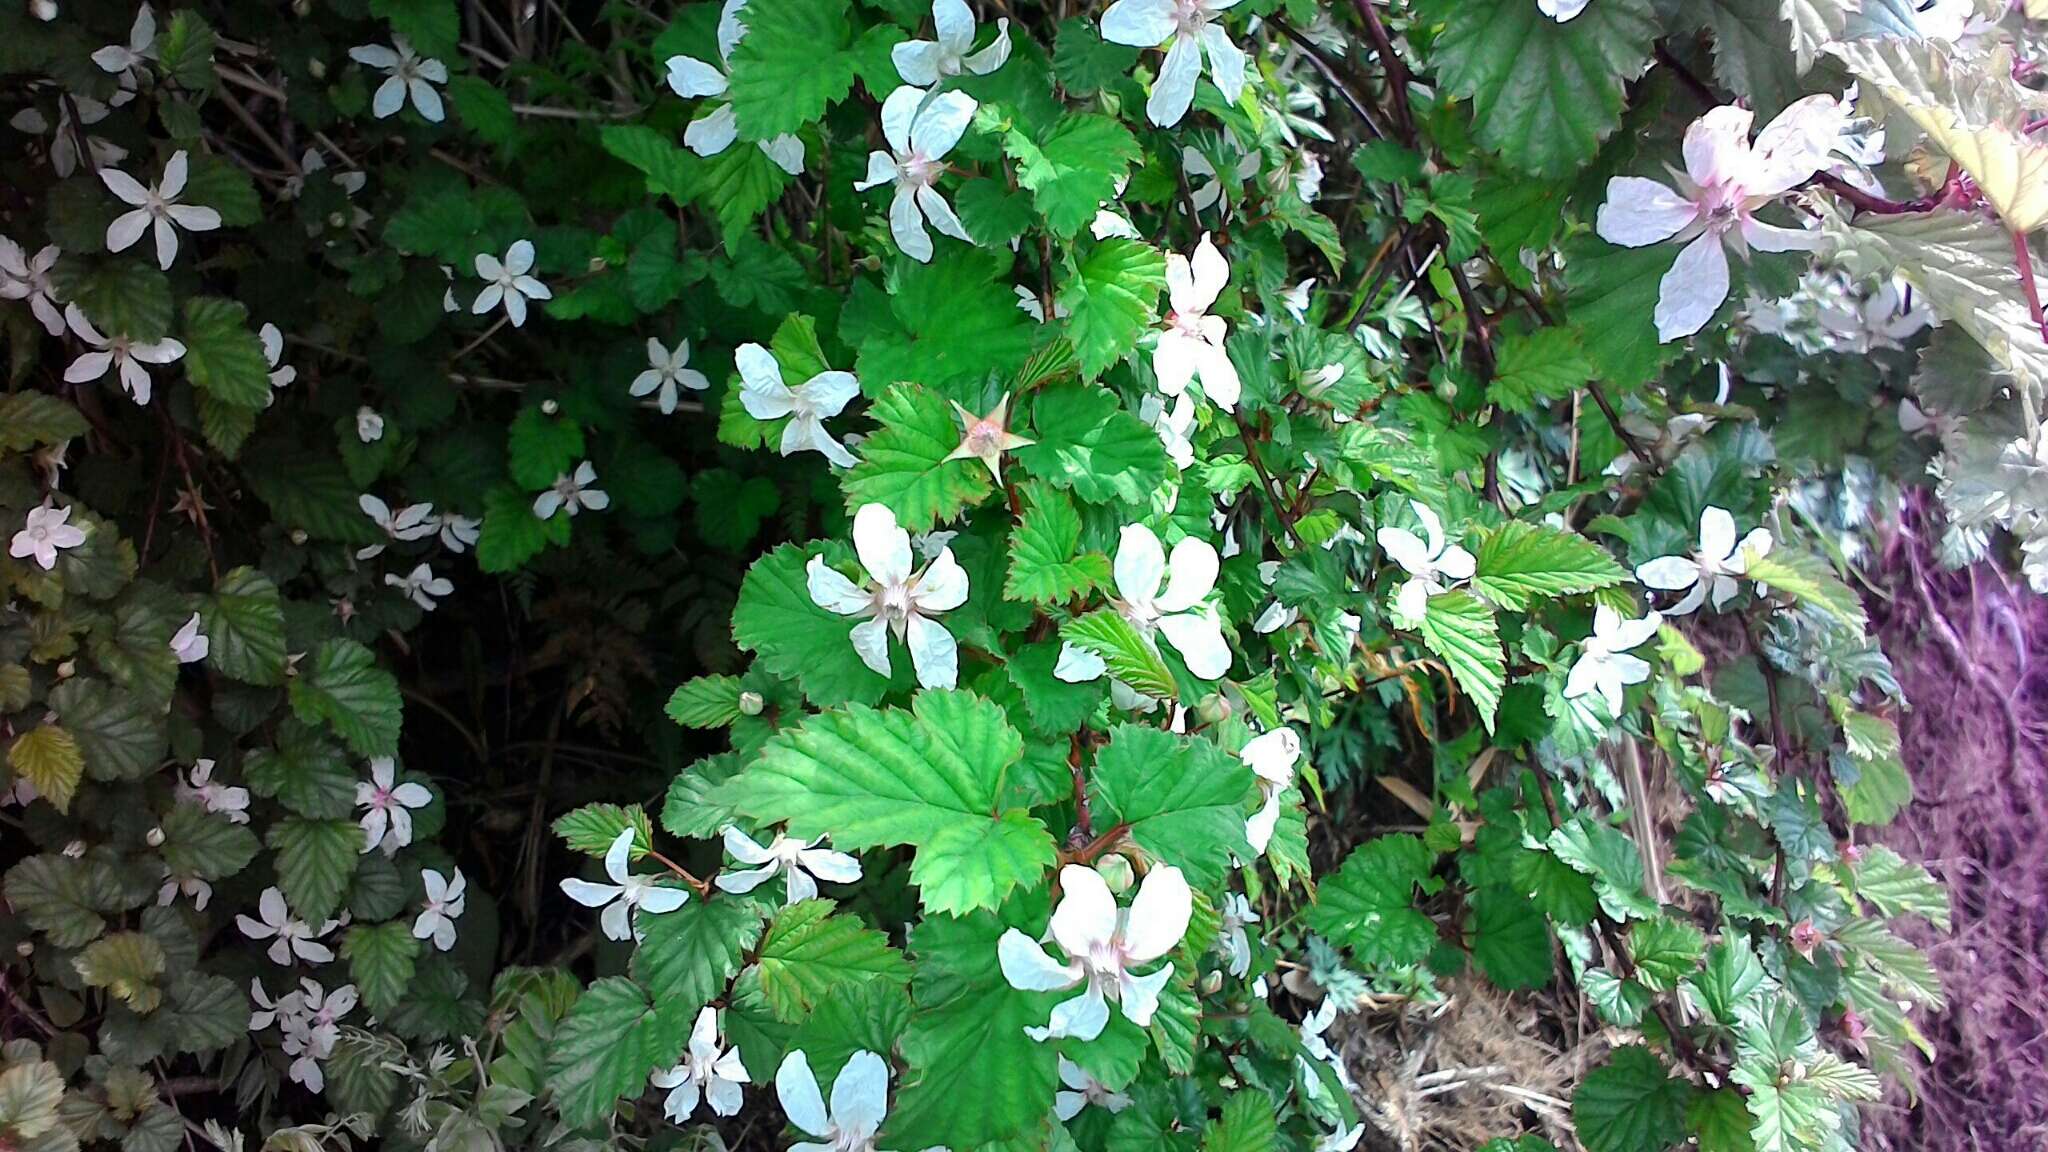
(74, 932), (166, 1013)
(1308, 835), (1441, 968)
(1468, 886), (1552, 990)
(68, 260), (174, 341)
(1091, 725), (1253, 886)
(725, 0), (856, 138)
(0, 392), (88, 452)
(344, 921), (422, 1015)
(1416, 590), (1505, 730)
(368, 0), (460, 59)
(1007, 482), (1112, 604)
(1018, 385), (1170, 505)
(1471, 521), (1630, 609)
(1744, 550), (1869, 632)
(691, 469), (780, 552)
(1423, 0), (1658, 177)
(1007, 641), (1107, 736)
(753, 899), (912, 1021)
(1564, 232), (1686, 389)
(1844, 845), (1950, 931)
(1003, 114), (1142, 238)
(715, 690), (1055, 914)
(164, 972), (247, 1055)
(50, 678), (167, 782)
(0, 1060), (66, 1139)
(849, 255), (1037, 397)
(1572, 1046), (1693, 1152)
(507, 406), (584, 491)
(1684, 938), (1770, 1028)
(287, 639), (402, 758)
(551, 804), (652, 857)
(732, 543), (892, 708)
(885, 910), (1061, 1150)
(476, 484), (570, 573)
(4, 854), (117, 948)
(1059, 610), (1176, 699)
(1547, 817), (1658, 921)
(632, 897), (766, 1009)
(1627, 916), (1705, 992)
(201, 566), (287, 686)
(840, 383), (993, 532)
(446, 74), (516, 145)
(661, 754), (748, 840)
(1203, 1092), (1278, 1152)
(696, 139), (795, 244)
(8, 726), (82, 814)
(600, 124), (694, 205)
(546, 977), (679, 1129)
(666, 676), (745, 728)
(266, 818), (361, 924)
(180, 298), (272, 408)
(245, 724), (357, 820)
(156, 803), (259, 880)
(1488, 328), (1594, 414)
(242, 442), (381, 545)
(1058, 239), (1165, 379)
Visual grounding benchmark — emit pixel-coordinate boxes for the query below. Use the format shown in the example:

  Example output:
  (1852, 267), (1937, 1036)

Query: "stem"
(1350, 0), (1414, 139)
(2014, 229), (2048, 344)
(1239, 420), (1303, 550)
(1587, 382), (1657, 471)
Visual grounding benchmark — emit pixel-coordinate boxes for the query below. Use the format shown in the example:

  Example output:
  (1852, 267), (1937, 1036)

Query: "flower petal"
(1114, 523), (1167, 604)
(775, 1051), (831, 1138)
(1049, 863), (1118, 959)
(1652, 230), (1730, 343)
(998, 928), (1084, 992)
(1594, 177), (1696, 247)
(1122, 864), (1192, 962)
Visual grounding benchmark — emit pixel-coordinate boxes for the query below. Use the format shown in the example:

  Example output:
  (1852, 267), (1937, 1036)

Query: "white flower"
(0, 236), (64, 335)
(92, 5), (156, 75)
(1100, 0), (1245, 128)
(1057, 523), (1231, 685)
(10, 504), (87, 570)
(1183, 143), (1259, 215)
(11, 95), (127, 179)
(1217, 892), (1258, 978)
(177, 759), (250, 823)
(260, 323), (296, 393)
(1296, 997), (1354, 1091)
(943, 393), (1033, 481)
(1376, 501), (1475, 626)
(533, 460), (608, 520)
(651, 1006), (749, 1122)
(356, 406), (385, 443)
(412, 868), (466, 951)
(358, 493), (436, 559)
(1240, 726), (1299, 855)
(434, 513), (480, 553)
(1594, 97), (1842, 342)
(997, 863), (1192, 1041)
(559, 827), (689, 942)
(1154, 234), (1240, 411)
(735, 342), (861, 467)
(385, 562), (453, 611)
(774, 1049), (890, 1152)
(1316, 1124), (1368, 1152)
(249, 977), (298, 1033)
(1634, 506), (1772, 615)
(807, 504), (969, 690)
(1140, 392), (1198, 471)
(1092, 208), (1142, 240)
(1279, 278), (1315, 323)
(1013, 284), (1069, 323)
(158, 870), (211, 910)
(1054, 1057), (1132, 1121)
(62, 303), (184, 404)
(236, 887), (338, 966)
(1538, 0), (1590, 21)
(663, 0), (805, 174)
(631, 338), (710, 414)
(855, 86), (977, 264)
(472, 240), (551, 327)
(356, 757), (432, 855)
(1563, 606), (1662, 716)
(714, 826), (862, 904)
(281, 978), (357, 1092)
(894, 0), (1011, 84)
(349, 37), (447, 122)
(31, 1), (55, 20)
(101, 151), (220, 271)
(169, 612), (208, 663)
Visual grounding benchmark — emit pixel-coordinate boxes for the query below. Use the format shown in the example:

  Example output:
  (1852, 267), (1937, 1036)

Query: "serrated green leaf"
(666, 676), (744, 728)
(1059, 610), (1175, 698)
(202, 566), (286, 686)
(725, 0), (856, 139)
(506, 406), (584, 491)
(1489, 328), (1594, 414)
(1416, 590), (1505, 730)
(8, 725), (82, 814)
(0, 392), (88, 452)
(551, 804), (653, 857)
(266, 817), (361, 924)
(1468, 886), (1552, 990)
(661, 754), (748, 839)
(1058, 239), (1165, 379)
(839, 383), (993, 532)
(1564, 232), (1686, 389)
(849, 254), (1037, 398)
(50, 678), (166, 782)
(1572, 1046), (1693, 1152)
(1203, 1091), (1278, 1152)
(1006, 482), (1111, 604)
(1744, 550), (1868, 632)
(287, 639), (402, 758)
(1003, 114), (1141, 238)
(733, 543), (893, 708)
(1091, 725), (1253, 886)
(180, 298), (271, 408)
(344, 920), (422, 1015)
(1627, 916), (1705, 992)
(1844, 845), (1950, 931)
(1547, 817), (1658, 921)
(632, 896), (766, 1009)
(545, 977), (680, 1129)
(157, 802), (259, 880)
(1308, 835), (1441, 968)
(245, 724), (356, 820)
(692, 468), (780, 552)
(4, 854), (115, 948)
(1684, 938), (1770, 1027)
(752, 899), (911, 1021)
(74, 932), (165, 1013)
(1472, 521), (1629, 609)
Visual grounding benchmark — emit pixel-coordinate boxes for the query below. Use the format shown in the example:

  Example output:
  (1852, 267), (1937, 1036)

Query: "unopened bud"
(290, 529), (309, 545)
(738, 691), (765, 716)
(55, 660), (75, 679)
(541, 399), (560, 416)
(15, 941), (32, 958)
(145, 827), (165, 848)
(1195, 693), (1231, 726)
(1094, 854), (1134, 894)
(308, 57), (326, 80)
(1200, 970), (1223, 995)
(328, 211), (346, 228)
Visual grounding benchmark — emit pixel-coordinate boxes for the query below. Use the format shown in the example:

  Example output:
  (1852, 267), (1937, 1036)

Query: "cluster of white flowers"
(250, 976), (358, 1092)
(0, 235), (63, 335)
(652, 1006), (749, 1122)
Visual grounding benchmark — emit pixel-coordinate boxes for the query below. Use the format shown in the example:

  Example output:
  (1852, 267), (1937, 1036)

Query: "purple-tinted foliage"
(1867, 491), (2048, 1149)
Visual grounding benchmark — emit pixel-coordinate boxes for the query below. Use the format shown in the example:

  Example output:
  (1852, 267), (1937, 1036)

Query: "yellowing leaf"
(8, 726), (83, 814)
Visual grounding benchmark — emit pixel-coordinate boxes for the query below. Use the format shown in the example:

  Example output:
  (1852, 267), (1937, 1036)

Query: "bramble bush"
(16, 0), (2048, 1149)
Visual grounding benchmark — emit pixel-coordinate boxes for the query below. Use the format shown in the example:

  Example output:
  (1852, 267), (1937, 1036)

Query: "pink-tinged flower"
(62, 303), (184, 405)
(651, 1006), (749, 1122)
(1100, 0), (1246, 128)
(1055, 523), (1231, 686)
(714, 826), (862, 905)
(854, 86), (978, 264)
(0, 236), (64, 335)
(735, 343), (861, 467)
(893, 0), (1011, 85)
(1054, 1056), (1131, 1121)
(236, 887), (339, 966)
(997, 863), (1192, 1041)
(355, 757), (431, 855)
(169, 612), (208, 663)
(10, 504), (87, 570)
(1595, 97), (1844, 342)
(1154, 234), (1240, 410)
(101, 150), (221, 271)
(807, 504), (969, 690)
(559, 827), (689, 941)
(176, 758), (249, 823)
(412, 867), (466, 951)
(943, 393), (1033, 481)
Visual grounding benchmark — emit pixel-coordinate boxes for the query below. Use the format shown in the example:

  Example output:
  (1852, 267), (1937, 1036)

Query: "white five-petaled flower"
(92, 5), (156, 76)
(356, 406), (384, 443)
(855, 86), (977, 264)
(1217, 891), (1259, 978)
(472, 240), (551, 327)
(651, 1006), (750, 1122)
(177, 759), (250, 824)
(1240, 726), (1300, 856)
(998, 863), (1193, 1041)
(280, 978), (357, 1092)
(413, 867), (466, 951)
(349, 37), (448, 122)
(943, 393), (1033, 481)
(356, 757), (431, 855)
(358, 493), (436, 559)
(101, 151), (220, 271)
(1564, 606), (1663, 716)
(10, 504), (87, 570)
(1100, 0), (1245, 128)
(1634, 505), (1772, 615)
(663, 0), (805, 174)
(1154, 234), (1241, 411)
(169, 611), (208, 663)
(236, 886), (338, 966)
(533, 461), (608, 520)
(385, 562), (453, 611)
(434, 513), (480, 553)
(1538, 0), (1590, 21)
(1057, 523), (1231, 685)
(774, 1049), (890, 1152)
(895, 0), (1011, 84)
(715, 826), (863, 904)
(807, 503), (970, 690)
(62, 303), (184, 404)
(0, 237), (63, 336)
(735, 342), (861, 467)
(1184, 143), (1259, 216)
(559, 827), (689, 942)
(158, 869), (211, 910)
(1377, 501), (1475, 626)
(1595, 97), (1844, 342)
(1054, 1057), (1132, 1121)
(631, 338), (710, 414)
(259, 323), (296, 394)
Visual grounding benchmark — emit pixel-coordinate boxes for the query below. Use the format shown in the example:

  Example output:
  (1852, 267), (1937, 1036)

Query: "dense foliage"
(17, 0), (2048, 1150)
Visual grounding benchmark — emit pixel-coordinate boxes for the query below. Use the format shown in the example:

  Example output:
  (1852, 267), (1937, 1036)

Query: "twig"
(1350, 0), (1414, 138)
(1587, 382), (1657, 471)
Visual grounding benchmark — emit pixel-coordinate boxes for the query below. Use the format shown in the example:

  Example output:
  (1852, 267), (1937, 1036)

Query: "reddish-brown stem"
(2014, 230), (2048, 343)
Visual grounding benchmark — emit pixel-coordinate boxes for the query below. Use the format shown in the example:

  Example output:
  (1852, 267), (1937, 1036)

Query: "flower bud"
(56, 660), (75, 679)
(1094, 854), (1134, 894)
(145, 827), (165, 848)
(738, 691), (765, 716)
(290, 529), (309, 545)
(15, 941), (32, 958)
(308, 56), (326, 79)
(541, 399), (560, 416)
(1200, 970), (1223, 996)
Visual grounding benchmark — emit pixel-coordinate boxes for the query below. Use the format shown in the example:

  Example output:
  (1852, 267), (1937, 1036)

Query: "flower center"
(899, 153), (941, 188)
(1171, 0), (1209, 34)
(965, 421), (1002, 454)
